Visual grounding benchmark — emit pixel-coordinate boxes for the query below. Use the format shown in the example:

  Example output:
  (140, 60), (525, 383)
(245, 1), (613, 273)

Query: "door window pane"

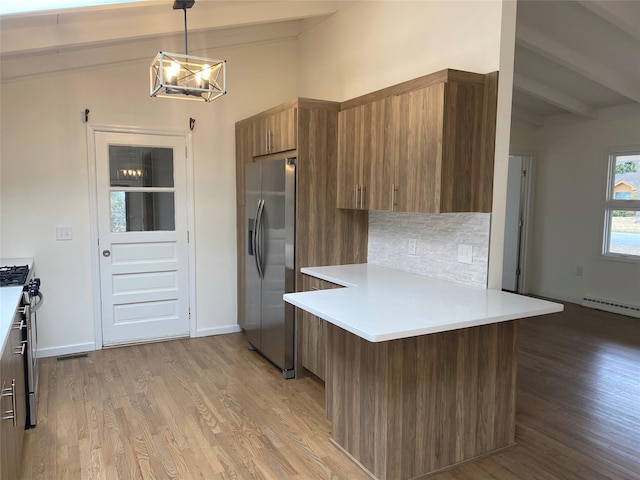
(109, 145), (174, 187)
(110, 192), (175, 232)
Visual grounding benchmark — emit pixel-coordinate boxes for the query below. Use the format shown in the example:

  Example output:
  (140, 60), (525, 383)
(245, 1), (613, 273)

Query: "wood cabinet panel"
(337, 69), (497, 214)
(236, 204), (246, 329)
(390, 84), (444, 213)
(235, 122), (252, 206)
(1, 315), (26, 480)
(299, 276), (342, 382)
(327, 320), (518, 479)
(336, 99), (387, 210)
(252, 107), (297, 157)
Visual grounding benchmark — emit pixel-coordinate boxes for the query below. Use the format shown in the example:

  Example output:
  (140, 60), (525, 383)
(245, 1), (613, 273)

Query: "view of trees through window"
(606, 152), (640, 259)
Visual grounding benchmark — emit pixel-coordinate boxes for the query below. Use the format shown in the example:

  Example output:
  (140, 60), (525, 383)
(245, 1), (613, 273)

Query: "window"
(603, 151), (640, 260)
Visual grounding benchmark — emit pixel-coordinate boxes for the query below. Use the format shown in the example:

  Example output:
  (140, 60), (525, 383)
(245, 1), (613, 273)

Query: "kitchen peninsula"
(284, 264), (563, 480)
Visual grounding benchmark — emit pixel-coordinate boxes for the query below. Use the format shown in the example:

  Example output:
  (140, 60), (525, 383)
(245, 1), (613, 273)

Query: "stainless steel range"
(1, 264), (43, 428)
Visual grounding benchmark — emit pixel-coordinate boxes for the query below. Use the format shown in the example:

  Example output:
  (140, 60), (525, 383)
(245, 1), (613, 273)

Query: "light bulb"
(165, 61), (181, 85)
(196, 64), (211, 89)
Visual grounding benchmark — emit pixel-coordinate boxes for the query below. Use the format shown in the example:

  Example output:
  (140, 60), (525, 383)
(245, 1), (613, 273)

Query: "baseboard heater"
(582, 297), (640, 319)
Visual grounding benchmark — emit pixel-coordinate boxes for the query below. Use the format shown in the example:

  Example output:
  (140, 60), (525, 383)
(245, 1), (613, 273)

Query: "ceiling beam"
(516, 23), (640, 103)
(513, 73), (598, 119)
(510, 105), (544, 127)
(575, 0), (640, 41)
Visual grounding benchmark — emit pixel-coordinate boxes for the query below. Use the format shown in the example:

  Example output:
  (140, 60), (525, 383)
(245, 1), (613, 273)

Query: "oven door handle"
(31, 292), (43, 312)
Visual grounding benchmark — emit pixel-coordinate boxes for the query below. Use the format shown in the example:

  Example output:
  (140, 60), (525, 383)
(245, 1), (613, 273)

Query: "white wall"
(0, 39), (298, 356)
(510, 105), (640, 307)
(297, 1), (503, 101)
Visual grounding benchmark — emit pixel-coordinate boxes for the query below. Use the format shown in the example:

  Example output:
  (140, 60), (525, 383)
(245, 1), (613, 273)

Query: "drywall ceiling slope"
(513, 0), (640, 126)
(0, 0), (342, 81)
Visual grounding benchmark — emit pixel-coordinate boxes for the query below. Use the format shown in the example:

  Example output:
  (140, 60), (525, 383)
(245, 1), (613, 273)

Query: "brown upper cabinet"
(337, 69), (498, 213)
(251, 104), (297, 157)
(336, 98), (388, 210)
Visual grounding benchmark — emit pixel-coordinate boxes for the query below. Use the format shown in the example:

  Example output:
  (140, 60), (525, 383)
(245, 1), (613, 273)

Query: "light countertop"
(1, 258), (33, 353)
(284, 263), (564, 342)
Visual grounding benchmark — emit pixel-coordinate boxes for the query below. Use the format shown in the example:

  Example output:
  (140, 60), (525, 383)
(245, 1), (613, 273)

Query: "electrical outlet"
(457, 244), (473, 264)
(408, 238), (417, 256)
(56, 226), (73, 241)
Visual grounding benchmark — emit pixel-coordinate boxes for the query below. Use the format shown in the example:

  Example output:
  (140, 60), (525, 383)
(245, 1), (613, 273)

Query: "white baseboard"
(527, 290), (581, 305)
(36, 326), (243, 358)
(195, 324), (242, 338)
(582, 297), (640, 319)
(37, 342), (96, 359)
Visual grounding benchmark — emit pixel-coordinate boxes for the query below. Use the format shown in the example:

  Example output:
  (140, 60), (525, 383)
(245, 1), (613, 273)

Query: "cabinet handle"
(391, 184), (398, 210)
(1, 380), (17, 427)
(354, 185), (359, 209)
(310, 286), (320, 291)
(361, 185), (366, 209)
(12, 319), (25, 331)
(14, 340), (27, 356)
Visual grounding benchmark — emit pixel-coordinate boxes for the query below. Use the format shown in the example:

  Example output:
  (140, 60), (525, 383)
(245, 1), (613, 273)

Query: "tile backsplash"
(368, 211), (491, 287)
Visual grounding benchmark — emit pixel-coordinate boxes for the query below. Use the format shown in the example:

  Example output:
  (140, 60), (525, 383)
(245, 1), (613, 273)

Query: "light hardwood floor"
(19, 302), (640, 479)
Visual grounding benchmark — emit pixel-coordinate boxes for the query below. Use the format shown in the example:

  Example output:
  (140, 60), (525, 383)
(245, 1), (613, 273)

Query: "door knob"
(102, 250), (111, 257)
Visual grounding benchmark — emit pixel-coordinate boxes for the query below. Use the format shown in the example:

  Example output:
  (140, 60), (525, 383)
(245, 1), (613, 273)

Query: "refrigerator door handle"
(252, 200), (263, 279)
(255, 199), (265, 279)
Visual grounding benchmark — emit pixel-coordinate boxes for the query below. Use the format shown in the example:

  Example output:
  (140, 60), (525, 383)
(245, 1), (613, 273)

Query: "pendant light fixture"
(150, 0), (226, 102)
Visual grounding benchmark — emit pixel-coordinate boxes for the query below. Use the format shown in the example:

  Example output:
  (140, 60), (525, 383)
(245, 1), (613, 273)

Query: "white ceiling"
(513, 0), (640, 126)
(1, 0), (639, 126)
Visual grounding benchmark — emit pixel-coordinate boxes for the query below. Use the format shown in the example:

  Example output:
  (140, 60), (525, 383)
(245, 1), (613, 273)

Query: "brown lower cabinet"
(299, 276), (342, 381)
(1, 311), (26, 480)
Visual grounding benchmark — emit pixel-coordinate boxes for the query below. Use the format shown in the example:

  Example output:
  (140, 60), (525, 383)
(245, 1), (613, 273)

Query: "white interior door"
(502, 154), (531, 293)
(95, 131), (190, 346)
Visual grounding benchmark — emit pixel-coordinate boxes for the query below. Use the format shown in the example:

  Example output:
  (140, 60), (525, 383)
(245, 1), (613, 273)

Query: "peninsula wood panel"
(327, 321), (518, 480)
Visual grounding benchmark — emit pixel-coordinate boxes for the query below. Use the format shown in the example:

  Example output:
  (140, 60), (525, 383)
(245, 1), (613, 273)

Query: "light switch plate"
(56, 226), (73, 241)
(457, 244), (473, 264)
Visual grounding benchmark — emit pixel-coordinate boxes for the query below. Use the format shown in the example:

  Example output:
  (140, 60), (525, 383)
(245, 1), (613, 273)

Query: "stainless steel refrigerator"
(245, 157), (296, 379)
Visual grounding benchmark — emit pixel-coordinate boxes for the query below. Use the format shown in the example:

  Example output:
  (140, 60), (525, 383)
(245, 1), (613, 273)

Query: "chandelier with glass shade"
(150, 0), (226, 102)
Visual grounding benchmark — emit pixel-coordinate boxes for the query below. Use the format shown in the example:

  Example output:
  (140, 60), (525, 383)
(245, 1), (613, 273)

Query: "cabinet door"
(390, 84), (444, 213)
(251, 108), (297, 156)
(10, 325), (25, 468)
(0, 341), (18, 480)
(337, 106), (361, 209)
(300, 276), (325, 380)
(268, 108), (297, 154)
(337, 99), (386, 210)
